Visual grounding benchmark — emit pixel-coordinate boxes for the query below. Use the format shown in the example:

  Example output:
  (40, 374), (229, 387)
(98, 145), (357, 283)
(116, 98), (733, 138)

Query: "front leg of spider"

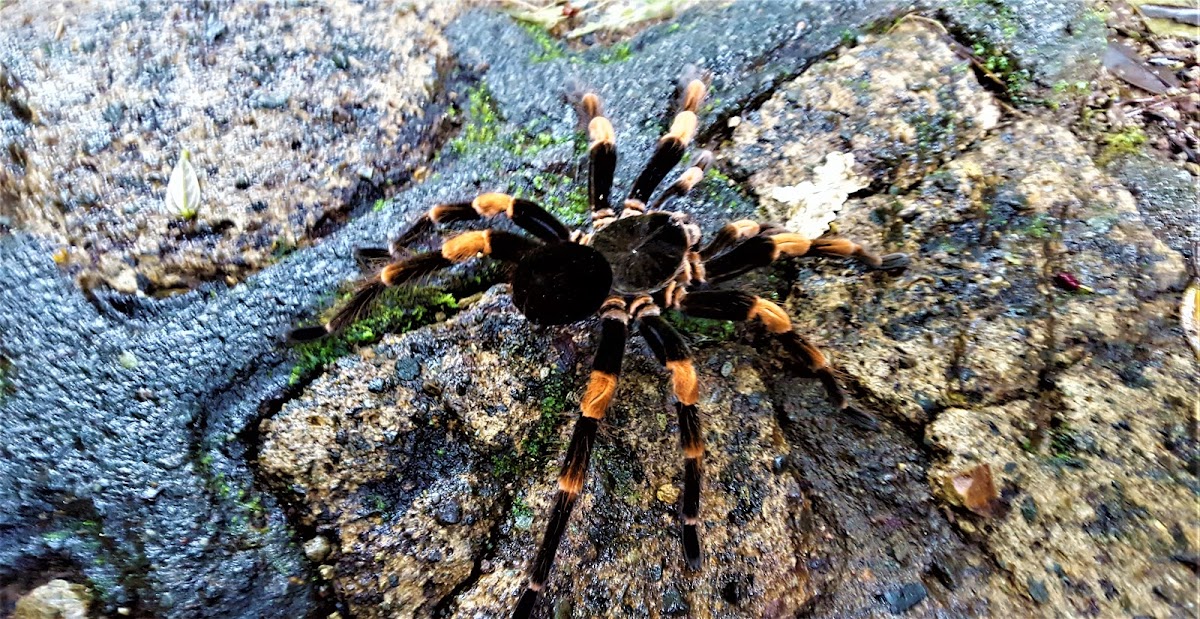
(514, 298), (629, 618)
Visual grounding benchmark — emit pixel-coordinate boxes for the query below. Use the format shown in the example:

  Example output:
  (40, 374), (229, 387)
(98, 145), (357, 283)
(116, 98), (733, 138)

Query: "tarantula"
(290, 71), (908, 617)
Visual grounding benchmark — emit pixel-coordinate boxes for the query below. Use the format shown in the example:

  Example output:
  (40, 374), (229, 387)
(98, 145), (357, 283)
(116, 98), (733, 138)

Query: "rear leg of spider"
(288, 230), (535, 342)
(678, 290), (880, 430)
(638, 307), (705, 570)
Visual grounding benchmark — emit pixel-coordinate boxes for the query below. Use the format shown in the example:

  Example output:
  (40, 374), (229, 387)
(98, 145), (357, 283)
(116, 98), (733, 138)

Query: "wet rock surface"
(726, 22), (1000, 237)
(0, 2), (1195, 619)
(782, 116), (1195, 616)
(12, 579), (89, 619)
(261, 288), (831, 617)
(0, 0), (463, 294)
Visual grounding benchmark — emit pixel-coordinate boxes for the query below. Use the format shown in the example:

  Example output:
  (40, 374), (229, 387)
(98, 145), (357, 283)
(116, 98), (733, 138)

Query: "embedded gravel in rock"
(780, 118), (1195, 616)
(725, 21), (1000, 238)
(0, 0), (463, 294)
(261, 288), (830, 617)
(259, 291), (559, 616)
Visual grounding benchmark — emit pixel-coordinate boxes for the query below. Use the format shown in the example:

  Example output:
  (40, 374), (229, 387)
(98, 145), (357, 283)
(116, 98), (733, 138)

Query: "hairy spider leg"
(637, 311), (705, 570)
(625, 74), (708, 207)
(648, 149), (712, 211)
(353, 194), (570, 271)
(515, 299), (629, 619)
(678, 290), (879, 430)
(289, 230), (536, 342)
(702, 231), (911, 284)
(699, 219), (784, 260)
(578, 92), (617, 215)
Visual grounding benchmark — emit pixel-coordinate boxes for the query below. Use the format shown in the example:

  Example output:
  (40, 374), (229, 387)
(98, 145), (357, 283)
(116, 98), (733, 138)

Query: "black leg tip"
(877, 252), (910, 271)
(513, 588), (538, 619)
(287, 325), (329, 343)
(683, 525), (703, 571)
(842, 405), (881, 431)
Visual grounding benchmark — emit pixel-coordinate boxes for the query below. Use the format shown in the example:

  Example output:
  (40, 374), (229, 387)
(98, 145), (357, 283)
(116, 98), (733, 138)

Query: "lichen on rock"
(13, 579), (90, 619)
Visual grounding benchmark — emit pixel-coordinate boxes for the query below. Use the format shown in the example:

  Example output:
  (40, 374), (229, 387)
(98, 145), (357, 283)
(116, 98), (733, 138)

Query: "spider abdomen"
(591, 213), (687, 294)
(511, 242), (613, 325)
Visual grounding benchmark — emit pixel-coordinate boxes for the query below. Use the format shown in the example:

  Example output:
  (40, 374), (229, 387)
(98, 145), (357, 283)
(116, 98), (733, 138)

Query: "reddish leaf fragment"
(1053, 271), (1082, 291)
(949, 464), (999, 516)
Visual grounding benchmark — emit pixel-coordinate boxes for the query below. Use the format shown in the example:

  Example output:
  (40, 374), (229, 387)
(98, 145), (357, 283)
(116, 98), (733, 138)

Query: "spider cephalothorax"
(290, 70), (909, 618)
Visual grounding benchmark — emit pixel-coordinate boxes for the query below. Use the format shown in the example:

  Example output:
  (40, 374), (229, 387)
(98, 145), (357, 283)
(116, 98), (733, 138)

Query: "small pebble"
(663, 586), (689, 615)
(367, 378), (386, 393)
(656, 483), (680, 504)
(1027, 577), (1050, 604)
(394, 357), (420, 381)
(435, 499), (462, 525)
(882, 582), (926, 614)
(304, 536), (332, 562)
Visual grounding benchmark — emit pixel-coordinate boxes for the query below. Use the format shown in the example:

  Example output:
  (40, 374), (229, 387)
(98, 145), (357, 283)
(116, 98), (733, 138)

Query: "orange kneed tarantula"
(290, 70), (909, 617)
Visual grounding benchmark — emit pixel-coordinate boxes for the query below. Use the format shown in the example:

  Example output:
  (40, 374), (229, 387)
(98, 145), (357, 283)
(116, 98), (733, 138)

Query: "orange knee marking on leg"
(581, 371), (617, 419)
(729, 219), (761, 239)
(379, 264), (402, 286)
(667, 111), (698, 144)
(558, 470), (585, 493)
(581, 92), (602, 119)
(771, 234), (812, 259)
(677, 167), (704, 191)
(813, 237), (857, 257)
(682, 79), (707, 113)
(441, 230), (491, 262)
(666, 360), (699, 406)
(801, 341), (829, 370)
(683, 436), (704, 459)
(749, 298), (792, 334)
(588, 116), (614, 147)
(472, 193), (515, 218)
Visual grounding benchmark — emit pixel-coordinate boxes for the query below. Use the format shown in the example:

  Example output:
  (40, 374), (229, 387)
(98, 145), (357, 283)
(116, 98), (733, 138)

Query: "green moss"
(519, 22), (568, 62)
(447, 84), (579, 163)
(1047, 423), (1086, 467)
(289, 287), (459, 385)
(41, 530), (72, 542)
(1024, 213), (1052, 239)
(665, 310), (735, 345)
(1097, 127), (1147, 166)
(491, 375), (572, 481)
(599, 41), (633, 64)
(507, 171), (589, 228)
(511, 495), (534, 520)
(968, 38), (1031, 101)
(372, 198), (388, 212)
(449, 86), (501, 155)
